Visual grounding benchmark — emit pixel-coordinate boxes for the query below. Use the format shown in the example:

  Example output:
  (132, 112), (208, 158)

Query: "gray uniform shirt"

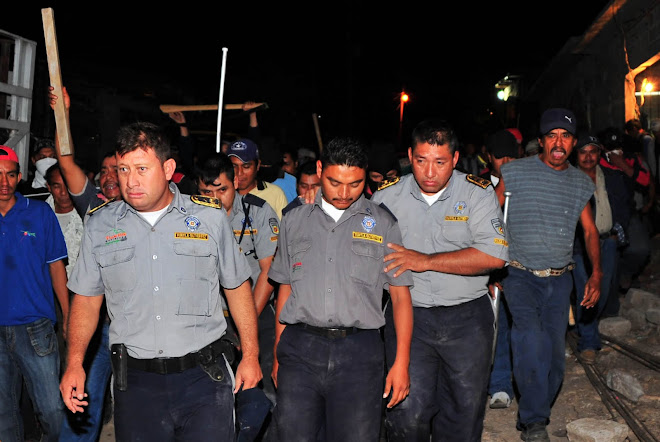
(67, 183), (252, 359)
(229, 193), (279, 284)
(371, 171), (509, 308)
(268, 191), (413, 329)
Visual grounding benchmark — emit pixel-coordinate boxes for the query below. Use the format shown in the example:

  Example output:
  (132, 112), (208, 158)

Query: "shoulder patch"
(191, 195), (223, 209)
(243, 193), (266, 208)
(377, 176), (400, 191)
(87, 198), (115, 216)
(466, 174), (491, 189)
(282, 197), (303, 217)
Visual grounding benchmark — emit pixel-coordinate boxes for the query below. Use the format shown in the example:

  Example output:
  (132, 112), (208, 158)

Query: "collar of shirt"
(408, 170), (457, 204)
(306, 189), (372, 218)
(117, 182), (184, 220)
(3, 192), (28, 218)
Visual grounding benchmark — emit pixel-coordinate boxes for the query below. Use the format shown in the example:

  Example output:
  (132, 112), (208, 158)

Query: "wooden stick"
(41, 8), (73, 156)
(159, 103), (266, 114)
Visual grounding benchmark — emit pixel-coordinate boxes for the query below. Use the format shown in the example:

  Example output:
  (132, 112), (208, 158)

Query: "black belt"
(127, 338), (225, 375)
(294, 323), (365, 338)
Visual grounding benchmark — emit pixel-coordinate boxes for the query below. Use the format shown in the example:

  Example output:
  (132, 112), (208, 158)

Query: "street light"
(398, 91), (409, 147)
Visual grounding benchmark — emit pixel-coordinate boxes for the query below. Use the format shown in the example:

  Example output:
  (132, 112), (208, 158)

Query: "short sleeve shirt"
(67, 183), (252, 359)
(229, 193), (279, 284)
(371, 172), (509, 307)
(0, 193), (67, 325)
(268, 192), (413, 329)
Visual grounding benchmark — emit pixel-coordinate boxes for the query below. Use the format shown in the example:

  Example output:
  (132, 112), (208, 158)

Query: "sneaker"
(489, 391), (512, 409)
(579, 349), (597, 365)
(520, 422), (550, 441)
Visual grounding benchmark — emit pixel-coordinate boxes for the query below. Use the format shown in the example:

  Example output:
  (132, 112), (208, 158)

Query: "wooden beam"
(159, 103), (267, 114)
(41, 8), (73, 156)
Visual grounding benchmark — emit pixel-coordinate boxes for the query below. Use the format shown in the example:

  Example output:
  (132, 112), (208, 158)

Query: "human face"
(282, 153), (297, 175)
(297, 172), (320, 196)
(318, 161), (365, 210)
(46, 169), (74, 212)
(0, 160), (21, 208)
(197, 172), (236, 213)
(409, 142), (459, 195)
(539, 129), (577, 171)
(99, 156), (121, 200)
(32, 147), (55, 163)
(577, 144), (601, 174)
(117, 148), (175, 212)
(230, 156), (259, 194)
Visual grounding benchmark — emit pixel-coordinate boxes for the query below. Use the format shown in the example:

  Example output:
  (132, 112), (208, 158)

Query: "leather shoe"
(520, 422), (550, 441)
(579, 349), (597, 365)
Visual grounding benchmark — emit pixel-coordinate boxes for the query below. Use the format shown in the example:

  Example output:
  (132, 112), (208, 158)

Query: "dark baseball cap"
(486, 130), (519, 159)
(576, 134), (602, 151)
(227, 138), (259, 163)
(540, 108), (577, 135)
(0, 145), (19, 164)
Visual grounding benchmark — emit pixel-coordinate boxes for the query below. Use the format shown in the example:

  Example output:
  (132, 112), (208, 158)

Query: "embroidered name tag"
(352, 232), (383, 243)
(233, 229), (258, 236)
(494, 238), (508, 246)
(445, 216), (469, 221)
(175, 232), (209, 240)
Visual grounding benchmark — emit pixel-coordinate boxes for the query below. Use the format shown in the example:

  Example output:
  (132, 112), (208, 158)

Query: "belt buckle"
(533, 268), (551, 277)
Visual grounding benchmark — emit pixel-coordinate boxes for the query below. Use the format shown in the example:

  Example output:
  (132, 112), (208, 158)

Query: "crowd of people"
(0, 87), (657, 442)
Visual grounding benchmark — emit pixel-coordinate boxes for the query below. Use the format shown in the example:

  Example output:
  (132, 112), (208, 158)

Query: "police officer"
(196, 152), (279, 440)
(371, 118), (509, 442)
(268, 137), (414, 442)
(60, 122), (262, 441)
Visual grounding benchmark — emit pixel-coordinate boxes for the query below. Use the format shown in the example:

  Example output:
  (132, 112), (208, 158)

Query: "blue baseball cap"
(227, 138), (259, 163)
(540, 108), (577, 135)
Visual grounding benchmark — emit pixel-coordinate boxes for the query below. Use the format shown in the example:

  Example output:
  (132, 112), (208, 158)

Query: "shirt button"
(327, 288), (332, 293)
(158, 350), (163, 354)
(328, 319), (333, 323)
(154, 286), (159, 292)
(151, 228), (156, 232)
(152, 254), (157, 260)
(328, 257), (333, 262)
(156, 315), (161, 320)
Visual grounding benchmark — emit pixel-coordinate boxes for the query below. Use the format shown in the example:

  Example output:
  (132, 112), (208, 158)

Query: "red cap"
(506, 128), (523, 144)
(0, 145), (19, 164)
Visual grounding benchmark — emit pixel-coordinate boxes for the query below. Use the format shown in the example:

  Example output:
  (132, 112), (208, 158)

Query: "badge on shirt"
(362, 216), (376, 232)
(269, 217), (279, 235)
(445, 216), (469, 222)
(454, 201), (467, 214)
(105, 229), (127, 245)
(491, 219), (505, 236)
(175, 232), (209, 240)
(20, 230), (36, 238)
(353, 231), (383, 243)
(234, 229), (258, 236)
(185, 216), (201, 232)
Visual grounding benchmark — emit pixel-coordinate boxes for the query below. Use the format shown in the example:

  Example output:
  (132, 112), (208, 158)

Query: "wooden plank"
(159, 103), (266, 113)
(41, 8), (73, 156)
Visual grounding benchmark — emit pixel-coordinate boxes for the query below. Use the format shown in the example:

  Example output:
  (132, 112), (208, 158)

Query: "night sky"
(4, 2), (611, 149)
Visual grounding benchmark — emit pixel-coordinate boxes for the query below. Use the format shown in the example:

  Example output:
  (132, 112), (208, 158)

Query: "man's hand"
(168, 111), (186, 125)
(59, 365), (89, 413)
(271, 356), (279, 389)
(384, 243), (428, 277)
(488, 282), (503, 300)
(48, 86), (70, 111)
(233, 355), (263, 394)
(383, 361), (410, 409)
(581, 273), (601, 308)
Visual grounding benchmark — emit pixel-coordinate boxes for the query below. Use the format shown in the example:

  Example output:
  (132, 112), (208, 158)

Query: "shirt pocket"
(97, 246), (137, 292)
(437, 221), (472, 249)
(350, 240), (384, 286)
(173, 240), (215, 316)
(288, 237), (312, 283)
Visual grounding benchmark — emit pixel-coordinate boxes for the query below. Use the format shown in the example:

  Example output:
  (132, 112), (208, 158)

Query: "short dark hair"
(279, 143), (298, 161)
(319, 137), (368, 170)
(296, 160), (317, 181)
(196, 153), (235, 185)
(116, 122), (171, 163)
(411, 119), (459, 154)
(624, 119), (643, 133)
(45, 163), (62, 185)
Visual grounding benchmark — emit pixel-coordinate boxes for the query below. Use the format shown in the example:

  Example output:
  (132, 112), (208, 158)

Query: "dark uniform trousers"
(274, 325), (384, 442)
(114, 358), (235, 442)
(383, 295), (494, 442)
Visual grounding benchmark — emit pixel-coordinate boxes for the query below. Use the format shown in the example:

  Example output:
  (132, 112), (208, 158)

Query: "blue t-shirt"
(274, 172), (298, 203)
(0, 193), (68, 325)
